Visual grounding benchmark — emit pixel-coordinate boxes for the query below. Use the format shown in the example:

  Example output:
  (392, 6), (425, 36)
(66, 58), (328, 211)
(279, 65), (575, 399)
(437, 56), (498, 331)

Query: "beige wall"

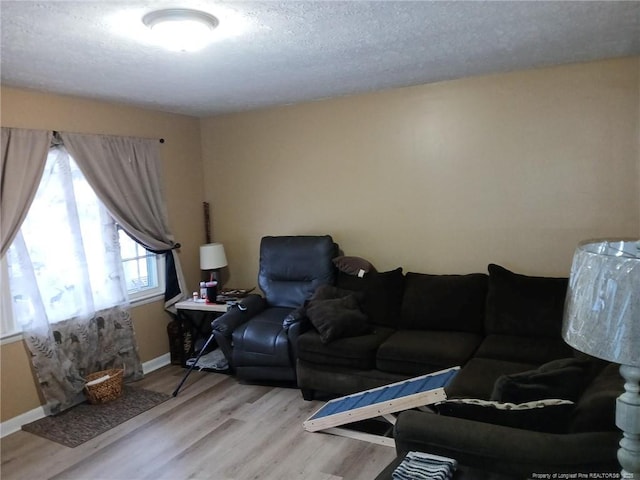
(1, 56), (639, 423)
(0, 87), (204, 421)
(201, 57), (640, 288)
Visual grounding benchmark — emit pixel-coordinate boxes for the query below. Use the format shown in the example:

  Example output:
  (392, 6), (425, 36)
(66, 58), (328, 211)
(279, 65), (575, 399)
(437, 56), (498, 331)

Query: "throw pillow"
(306, 294), (371, 344)
(435, 398), (574, 433)
(309, 284), (362, 302)
(569, 362), (623, 433)
(284, 284), (366, 330)
(336, 267), (404, 327)
(332, 256), (377, 277)
(491, 357), (591, 403)
(484, 264), (568, 337)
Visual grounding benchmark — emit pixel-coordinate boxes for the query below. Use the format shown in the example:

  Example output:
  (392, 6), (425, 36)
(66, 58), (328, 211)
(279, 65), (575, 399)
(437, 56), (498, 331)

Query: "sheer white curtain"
(6, 145), (142, 414)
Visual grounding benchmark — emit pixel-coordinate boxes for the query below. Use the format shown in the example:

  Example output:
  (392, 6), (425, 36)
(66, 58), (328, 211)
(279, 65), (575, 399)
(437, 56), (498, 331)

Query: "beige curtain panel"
(61, 132), (187, 308)
(0, 127), (52, 256)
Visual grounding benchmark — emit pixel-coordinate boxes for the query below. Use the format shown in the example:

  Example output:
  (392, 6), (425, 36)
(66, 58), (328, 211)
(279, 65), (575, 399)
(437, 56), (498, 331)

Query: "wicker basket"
(84, 368), (124, 404)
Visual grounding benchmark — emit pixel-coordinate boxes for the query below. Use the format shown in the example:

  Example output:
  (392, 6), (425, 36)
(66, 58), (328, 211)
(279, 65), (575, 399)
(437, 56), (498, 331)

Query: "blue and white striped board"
(303, 367), (459, 445)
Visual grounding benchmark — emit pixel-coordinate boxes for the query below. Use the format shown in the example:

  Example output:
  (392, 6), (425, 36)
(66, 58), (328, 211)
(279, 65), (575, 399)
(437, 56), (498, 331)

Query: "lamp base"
(205, 269), (223, 286)
(616, 364), (640, 477)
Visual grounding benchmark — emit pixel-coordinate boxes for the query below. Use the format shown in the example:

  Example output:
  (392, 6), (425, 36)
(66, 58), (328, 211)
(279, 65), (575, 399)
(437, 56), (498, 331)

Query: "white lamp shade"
(562, 239), (640, 366)
(199, 243), (228, 270)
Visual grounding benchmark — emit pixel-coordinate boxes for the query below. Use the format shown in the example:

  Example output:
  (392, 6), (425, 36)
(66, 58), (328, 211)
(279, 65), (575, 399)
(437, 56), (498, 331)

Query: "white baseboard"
(0, 352), (173, 439)
(142, 352), (171, 375)
(0, 405), (46, 439)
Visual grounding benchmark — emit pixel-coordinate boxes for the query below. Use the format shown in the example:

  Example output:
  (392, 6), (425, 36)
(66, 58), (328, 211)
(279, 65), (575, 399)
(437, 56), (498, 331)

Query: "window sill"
(129, 292), (165, 308)
(1, 331), (24, 346)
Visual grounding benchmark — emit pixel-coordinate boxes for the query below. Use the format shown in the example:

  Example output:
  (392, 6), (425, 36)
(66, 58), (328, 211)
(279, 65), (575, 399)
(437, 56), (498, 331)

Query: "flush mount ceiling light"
(142, 8), (219, 52)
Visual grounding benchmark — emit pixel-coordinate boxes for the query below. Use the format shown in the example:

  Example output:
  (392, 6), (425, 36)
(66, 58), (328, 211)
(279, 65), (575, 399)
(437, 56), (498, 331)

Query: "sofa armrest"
(211, 294), (267, 337)
(393, 410), (620, 476)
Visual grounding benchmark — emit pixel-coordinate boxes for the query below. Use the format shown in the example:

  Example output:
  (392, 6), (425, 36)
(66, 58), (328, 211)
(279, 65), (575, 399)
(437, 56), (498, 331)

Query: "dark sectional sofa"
(295, 263), (623, 476)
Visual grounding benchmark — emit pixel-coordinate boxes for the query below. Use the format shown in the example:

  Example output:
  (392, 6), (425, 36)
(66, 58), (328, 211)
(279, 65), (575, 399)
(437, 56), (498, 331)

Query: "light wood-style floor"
(1, 365), (396, 480)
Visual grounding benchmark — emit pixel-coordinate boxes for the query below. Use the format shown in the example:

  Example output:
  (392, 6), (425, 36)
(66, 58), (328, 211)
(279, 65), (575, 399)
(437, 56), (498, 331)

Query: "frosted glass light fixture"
(562, 239), (640, 476)
(142, 8), (219, 52)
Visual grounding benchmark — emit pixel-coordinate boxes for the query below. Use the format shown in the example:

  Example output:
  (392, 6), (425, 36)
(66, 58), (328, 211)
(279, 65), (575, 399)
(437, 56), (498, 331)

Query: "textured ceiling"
(1, 1), (639, 117)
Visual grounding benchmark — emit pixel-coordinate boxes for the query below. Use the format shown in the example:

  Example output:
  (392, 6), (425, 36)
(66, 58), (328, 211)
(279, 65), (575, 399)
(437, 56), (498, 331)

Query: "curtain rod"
(51, 130), (165, 143)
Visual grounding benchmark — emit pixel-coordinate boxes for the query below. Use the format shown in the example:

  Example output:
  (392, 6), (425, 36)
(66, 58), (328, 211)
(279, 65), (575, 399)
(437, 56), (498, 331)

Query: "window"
(118, 228), (165, 301)
(0, 147), (164, 341)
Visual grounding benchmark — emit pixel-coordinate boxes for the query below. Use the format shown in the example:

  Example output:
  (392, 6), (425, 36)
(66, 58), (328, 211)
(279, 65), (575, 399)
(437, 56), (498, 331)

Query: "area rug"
(21, 386), (171, 447)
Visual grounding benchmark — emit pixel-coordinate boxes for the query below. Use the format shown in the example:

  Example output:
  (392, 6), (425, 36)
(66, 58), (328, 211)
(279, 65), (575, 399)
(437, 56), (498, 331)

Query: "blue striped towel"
(392, 451), (457, 480)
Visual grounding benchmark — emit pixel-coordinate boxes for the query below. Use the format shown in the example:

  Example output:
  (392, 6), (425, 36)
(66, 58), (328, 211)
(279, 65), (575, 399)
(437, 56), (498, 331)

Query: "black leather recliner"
(212, 235), (337, 382)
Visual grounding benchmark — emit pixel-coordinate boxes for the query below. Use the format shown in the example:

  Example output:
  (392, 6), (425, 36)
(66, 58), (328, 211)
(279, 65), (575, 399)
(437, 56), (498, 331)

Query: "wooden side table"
(171, 300), (228, 367)
(171, 300), (230, 397)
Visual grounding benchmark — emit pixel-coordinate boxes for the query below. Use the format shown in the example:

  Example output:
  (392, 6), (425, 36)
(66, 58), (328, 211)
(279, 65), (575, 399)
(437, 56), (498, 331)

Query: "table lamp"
(199, 242), (227, 283)
(562, 239), (640, 476)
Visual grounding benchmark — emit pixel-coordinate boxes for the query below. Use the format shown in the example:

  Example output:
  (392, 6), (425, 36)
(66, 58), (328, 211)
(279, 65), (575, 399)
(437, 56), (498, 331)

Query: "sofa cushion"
(570, 363), (623, 433)
(399, 272), (487, 333)
(435, 398), (574, 433)
(306, 294), (371, 344)
(376, 330), (483, 375)
(336, 268), (404, 327)
(475, 334), (573, 365)
(491, 358), (592, 403)
(484, 264), (568, 337)
(445, 357), (537, 400)
(297, 326), (395, 370)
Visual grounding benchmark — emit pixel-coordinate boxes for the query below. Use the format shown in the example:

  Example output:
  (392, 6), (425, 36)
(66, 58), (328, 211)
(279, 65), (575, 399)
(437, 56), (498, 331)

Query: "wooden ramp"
(303, 366), (459, 446)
